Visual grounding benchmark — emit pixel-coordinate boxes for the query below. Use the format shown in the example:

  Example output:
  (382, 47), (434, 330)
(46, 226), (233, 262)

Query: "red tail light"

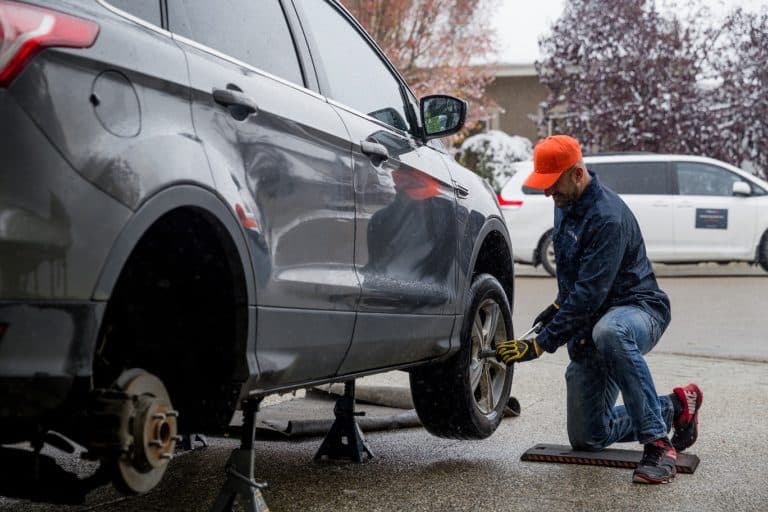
(0, 0), (99, 87)
(496, 193), (523, 208)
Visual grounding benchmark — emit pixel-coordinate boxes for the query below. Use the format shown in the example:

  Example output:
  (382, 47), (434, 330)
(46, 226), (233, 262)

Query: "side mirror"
(733, 181), (751, 197)
(420, 94), (467, 141)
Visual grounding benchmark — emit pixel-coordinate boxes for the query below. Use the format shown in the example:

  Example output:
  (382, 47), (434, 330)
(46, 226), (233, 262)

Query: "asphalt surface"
(2, 263), (767, 511)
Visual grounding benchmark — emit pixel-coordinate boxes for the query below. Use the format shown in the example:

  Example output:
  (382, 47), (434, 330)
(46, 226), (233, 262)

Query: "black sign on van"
(695, 208), (728, 229)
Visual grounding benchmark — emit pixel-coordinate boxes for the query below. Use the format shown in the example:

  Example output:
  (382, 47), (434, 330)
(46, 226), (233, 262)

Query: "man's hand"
(533, 303), (559, 327)
(495, 338), (543, 364)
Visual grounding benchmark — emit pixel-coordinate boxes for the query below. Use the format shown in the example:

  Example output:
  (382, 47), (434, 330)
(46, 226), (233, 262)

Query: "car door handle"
(677, 201), (694, 208)
(453, 180), (470, 198)
(652, 201), (670, 207)
(212, 88), (258, 120)
(360, 140), (389, 164)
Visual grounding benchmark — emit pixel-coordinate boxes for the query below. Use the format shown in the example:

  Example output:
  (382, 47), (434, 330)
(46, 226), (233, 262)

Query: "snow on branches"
(537, 0), (767, 178)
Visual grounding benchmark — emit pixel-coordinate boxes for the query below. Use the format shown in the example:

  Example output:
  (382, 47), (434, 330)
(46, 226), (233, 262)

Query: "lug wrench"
(478, 322), (543, 359)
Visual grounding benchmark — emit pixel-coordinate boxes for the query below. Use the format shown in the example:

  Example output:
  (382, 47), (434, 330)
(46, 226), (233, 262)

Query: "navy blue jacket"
(536, 171), (671, 359)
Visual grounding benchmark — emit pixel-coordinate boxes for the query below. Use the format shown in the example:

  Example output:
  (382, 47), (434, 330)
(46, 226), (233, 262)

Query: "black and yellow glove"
(495, 338), (543, 364)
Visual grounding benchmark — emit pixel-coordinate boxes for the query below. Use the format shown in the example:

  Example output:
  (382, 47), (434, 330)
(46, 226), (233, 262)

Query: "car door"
(167, 0), (359, 387)
(293, 0), (460, 373)
(672, 161), (758, 260)
(589, 161), (676, 260)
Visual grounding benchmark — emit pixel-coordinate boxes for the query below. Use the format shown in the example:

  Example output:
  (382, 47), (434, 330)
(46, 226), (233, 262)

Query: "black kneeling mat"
(521, 443), (700, 474)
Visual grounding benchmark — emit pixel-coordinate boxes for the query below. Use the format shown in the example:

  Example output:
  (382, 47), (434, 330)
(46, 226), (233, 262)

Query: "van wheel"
(409, 274), (513, 439)
(759, 230), (768, 272)
(539, 231), (556, 277)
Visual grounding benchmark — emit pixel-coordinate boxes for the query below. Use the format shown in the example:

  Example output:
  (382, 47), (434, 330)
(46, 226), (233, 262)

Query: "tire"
(759, 230), (768, 272)
(539, 231), (557, 277)
(409, 273), (513, 439)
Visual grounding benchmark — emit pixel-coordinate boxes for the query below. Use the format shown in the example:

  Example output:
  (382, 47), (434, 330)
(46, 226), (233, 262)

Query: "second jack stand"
(314, 381), (374, 463)
(209, 399), (270, 512)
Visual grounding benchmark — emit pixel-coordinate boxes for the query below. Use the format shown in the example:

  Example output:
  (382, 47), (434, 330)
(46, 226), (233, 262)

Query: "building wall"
(485, 74), (548, 142)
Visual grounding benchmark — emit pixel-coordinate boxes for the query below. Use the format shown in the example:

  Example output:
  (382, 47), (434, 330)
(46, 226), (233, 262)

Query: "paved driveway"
(2, 264), (767, 511)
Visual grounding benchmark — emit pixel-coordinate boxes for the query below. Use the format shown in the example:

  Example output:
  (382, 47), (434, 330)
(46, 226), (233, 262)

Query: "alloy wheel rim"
(469, 298), (508, 414)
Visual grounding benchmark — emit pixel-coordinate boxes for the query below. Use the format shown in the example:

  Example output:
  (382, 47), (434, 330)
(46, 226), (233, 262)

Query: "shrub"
(457, 130), (533, 192)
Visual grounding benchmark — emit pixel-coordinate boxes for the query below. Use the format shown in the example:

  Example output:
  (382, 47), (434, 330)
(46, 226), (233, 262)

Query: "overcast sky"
(494, 0), (768, 64)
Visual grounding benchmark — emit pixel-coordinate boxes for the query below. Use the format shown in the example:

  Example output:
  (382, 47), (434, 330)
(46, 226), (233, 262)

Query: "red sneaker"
(632, 438), (677, 484)
(671, 383), (703, 452)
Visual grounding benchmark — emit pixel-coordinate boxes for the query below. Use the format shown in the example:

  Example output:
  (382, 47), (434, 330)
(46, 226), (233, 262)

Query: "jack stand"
(314, 380), (374, 463)
(209, 398), (269, 512)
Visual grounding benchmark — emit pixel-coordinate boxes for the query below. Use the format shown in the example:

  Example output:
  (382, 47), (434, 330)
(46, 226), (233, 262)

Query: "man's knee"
(591, 316), (631, 356)
(568, 425), (610, 451)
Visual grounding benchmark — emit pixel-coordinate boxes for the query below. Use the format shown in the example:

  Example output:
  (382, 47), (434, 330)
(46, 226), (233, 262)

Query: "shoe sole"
(632, 473), (676, 484)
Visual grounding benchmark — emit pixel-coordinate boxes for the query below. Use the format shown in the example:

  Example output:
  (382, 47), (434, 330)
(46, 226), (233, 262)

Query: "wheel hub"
(111, 369), (179, 494)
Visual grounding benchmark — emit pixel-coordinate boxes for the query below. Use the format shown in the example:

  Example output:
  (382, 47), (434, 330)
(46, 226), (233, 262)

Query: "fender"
(461, 215), (515, 303)
(91, 184), (256, 305)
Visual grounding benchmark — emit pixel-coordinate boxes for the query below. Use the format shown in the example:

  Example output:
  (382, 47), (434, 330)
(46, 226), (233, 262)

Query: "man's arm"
(536, 220), (625, 353)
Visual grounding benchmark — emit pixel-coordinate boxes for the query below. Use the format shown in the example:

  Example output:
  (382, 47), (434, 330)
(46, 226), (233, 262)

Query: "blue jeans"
(566, 305), (674, 450)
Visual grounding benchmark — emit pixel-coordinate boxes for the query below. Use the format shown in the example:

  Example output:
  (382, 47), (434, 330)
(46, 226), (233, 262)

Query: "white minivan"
(498, 154), (768, 276)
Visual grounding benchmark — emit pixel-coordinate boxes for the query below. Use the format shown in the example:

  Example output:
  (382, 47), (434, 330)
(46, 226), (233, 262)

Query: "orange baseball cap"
(523, 135), (583, 190)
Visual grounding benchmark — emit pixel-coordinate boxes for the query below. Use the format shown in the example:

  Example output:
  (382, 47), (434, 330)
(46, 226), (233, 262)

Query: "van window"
(675, 162), (748, 196)
(589, 162), (671, 194)
(522, 186), (545, 195)
(167, 0), (304, 86)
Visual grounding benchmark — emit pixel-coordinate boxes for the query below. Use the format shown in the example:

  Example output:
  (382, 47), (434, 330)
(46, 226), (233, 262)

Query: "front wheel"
(409, 273), (513, 439)
(759, 230), (768, 272)
(539, 231), (556, 277)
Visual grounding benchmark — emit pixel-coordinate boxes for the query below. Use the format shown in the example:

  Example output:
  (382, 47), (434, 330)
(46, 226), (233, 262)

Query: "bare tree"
(342, 0), (500, 130)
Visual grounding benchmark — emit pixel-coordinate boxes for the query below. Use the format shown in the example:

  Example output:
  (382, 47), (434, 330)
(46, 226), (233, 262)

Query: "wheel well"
(95, 207), (249, 434)
(472, 230), (514, 306)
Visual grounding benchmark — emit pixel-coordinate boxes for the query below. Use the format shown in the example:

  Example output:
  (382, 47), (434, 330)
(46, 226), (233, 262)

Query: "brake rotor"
(111, 368), (179, 494)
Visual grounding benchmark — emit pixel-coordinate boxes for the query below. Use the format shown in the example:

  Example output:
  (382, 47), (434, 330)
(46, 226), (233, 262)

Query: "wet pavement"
(2, 264), (767, 511)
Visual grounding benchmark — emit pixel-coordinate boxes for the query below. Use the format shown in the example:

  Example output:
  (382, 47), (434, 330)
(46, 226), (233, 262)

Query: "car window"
(589, 162), (671, 194)
(750, 182), (767, 196)
(108, 0), (161, 26)
(294, 0), (410, 132)
(675, 162), (747, 196)
(522, 185), (544, 195)
(167, 0), (304, 87)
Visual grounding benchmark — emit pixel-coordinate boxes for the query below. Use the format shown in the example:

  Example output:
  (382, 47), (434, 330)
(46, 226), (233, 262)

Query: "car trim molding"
(170, 33), (325, 101)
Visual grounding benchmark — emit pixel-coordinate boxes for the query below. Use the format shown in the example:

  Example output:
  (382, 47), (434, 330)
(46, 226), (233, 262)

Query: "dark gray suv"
(0, 0), (516, 497)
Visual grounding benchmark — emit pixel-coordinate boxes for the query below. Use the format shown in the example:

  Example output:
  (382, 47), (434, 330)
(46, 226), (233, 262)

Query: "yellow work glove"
(495, 338), (543, 364)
